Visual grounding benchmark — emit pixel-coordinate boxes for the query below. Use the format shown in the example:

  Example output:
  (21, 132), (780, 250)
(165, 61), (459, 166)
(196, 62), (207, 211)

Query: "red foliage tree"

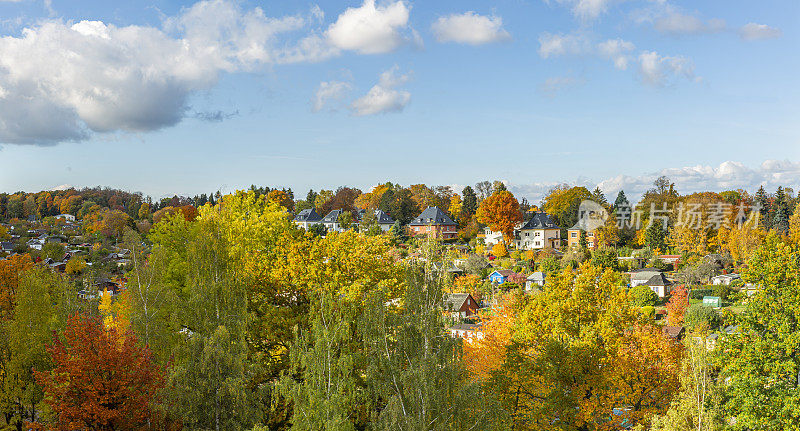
(34, 313), (165, 430)
(666, 284), (689, 326)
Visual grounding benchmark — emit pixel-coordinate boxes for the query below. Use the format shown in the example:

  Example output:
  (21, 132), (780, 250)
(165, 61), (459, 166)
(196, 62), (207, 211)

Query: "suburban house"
(1, 242), (14, 253)
(483, 212), (561, 250)
(409, 207), (458, 239)
(443, 293), (479, 318)
(712, 273), (740, 285)
(630, 267), (673, 297)
(567, 219), (599, 250)
(488, 269), (524, 285)
(55, 214), (76, 222)
(357, 209), (395, 232)
(449, 322), (484, 342)
(321, 209), (348, 232)
(516, 212), (561, 250)
(293, 208), (323, 230)
(525, 272), (546, 291)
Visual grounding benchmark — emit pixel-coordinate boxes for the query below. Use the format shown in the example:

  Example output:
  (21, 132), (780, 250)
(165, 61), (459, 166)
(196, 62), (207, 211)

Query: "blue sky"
(0, 0), (797, 202)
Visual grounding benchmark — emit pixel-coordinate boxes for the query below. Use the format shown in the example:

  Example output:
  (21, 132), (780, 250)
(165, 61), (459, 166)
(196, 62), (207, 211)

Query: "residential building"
(712, 273), (740, 285)
(567, 219), (599, 250)
(55, 214), (76, 222)
(357, 209), (395, 232)
(516, 212), (561, 250)
(630, 267), (673, 297)
(443, 293), (479, 318)
(408, 207), (458, 239)
(488, 269), (524, 285)
(321, 209), (348, 232)
(449, 323), (484, 342)
(525, 271), (546, 291)
(292, 208), (323, 230)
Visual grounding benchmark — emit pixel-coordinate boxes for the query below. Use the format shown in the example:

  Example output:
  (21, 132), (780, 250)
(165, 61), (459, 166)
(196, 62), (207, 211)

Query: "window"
(571, 232), (577, 238)
(588, 241), (594, 247)
(587, 232), (594, 237)
(535, 241), (541, 246)
(535, 231), (541, 237)
(525, 232), (529, 237)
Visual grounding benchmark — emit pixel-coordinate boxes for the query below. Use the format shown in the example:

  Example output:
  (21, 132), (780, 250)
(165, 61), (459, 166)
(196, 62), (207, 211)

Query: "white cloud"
(431, 11), (510, 45)
(548, 0), (617, 21)
(537, 32), (591, 58)
(507, 160), (800, 203)
(325, 0), (411, 54)
(739, 23), (782, 40)
(312, 80), (352, 112)
(637, 51), (696, 86)
(597, 38), (635, 70)
(0, 0), (419, 145)
(654, 11), (725, 35)
(351, 66), (411, 116)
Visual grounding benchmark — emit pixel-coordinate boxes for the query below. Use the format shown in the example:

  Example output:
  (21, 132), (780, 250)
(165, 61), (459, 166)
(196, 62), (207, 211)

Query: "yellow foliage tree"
(448, 194), (462, 222)
(789, 203), (800, 244)
(64, 257), (86, 275)
(492, 243), (508, 258)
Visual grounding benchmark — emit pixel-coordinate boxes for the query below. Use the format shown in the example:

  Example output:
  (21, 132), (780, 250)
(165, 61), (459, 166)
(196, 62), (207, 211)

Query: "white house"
(55, 214), (76, 222)
(515, 212), (561, 250)
(293, 208), (323, 230)
(712, 274), (740, 285)
(357, 209), (395, 232)
(321, 209), (347, 232)
(449, 323), (484, 343)
(484, 212), (561, 250)
(630, 267), (672, 298)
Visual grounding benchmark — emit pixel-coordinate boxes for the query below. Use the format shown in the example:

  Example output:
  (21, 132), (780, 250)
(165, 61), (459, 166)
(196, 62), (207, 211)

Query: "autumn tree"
(542, 185), (592, 229)
(0, 254), (33, 318)
(666, 285), (689, 326)
(267, 189), (294, 211)
(35, 313), (165, 430)
(477, 190), (523, 242)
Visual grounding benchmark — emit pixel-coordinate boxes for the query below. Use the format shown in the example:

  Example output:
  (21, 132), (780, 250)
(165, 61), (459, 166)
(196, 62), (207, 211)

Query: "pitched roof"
(358, 209), (395, 224)
(630, 267), (663, 281)
(520, 212), (559, 230)
(526, 271), (546, 282)
(662, 326), (685, 339)
(409, 207), (456, 226)
(321, 210), (345, 223)
(443, 293), (472, 311)
(645, 273), (671, 286)
(450, 322), (482, 332)
(294, 208), (322, 222)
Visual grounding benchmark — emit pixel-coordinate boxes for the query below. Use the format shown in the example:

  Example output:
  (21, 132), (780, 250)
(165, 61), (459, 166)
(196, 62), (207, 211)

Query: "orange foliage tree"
(34, 313), (165, 430)
(266, 190), (294, 211)
(0, 253), (33, 317)
(666, 285), (689, 326)
(476, 190), (522, 242)
(463, 298), (516, 381)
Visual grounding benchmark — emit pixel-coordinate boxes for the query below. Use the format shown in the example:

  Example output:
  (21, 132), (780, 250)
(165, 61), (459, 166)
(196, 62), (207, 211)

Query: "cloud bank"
(0, 0), (417, 145)
(351, 66), (411, 116)
(431, 12), (510, 45)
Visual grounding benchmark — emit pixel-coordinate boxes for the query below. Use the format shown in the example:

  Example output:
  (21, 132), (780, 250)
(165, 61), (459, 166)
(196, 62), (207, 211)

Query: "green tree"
(754, 185), (771, 230)
(717, 234), (800, 428)
(629, 285), (659, 307)
(772, 186), (790, 232)
(461, 186), (478, 221)
(278, 293), (364, 430)
(646, 221), (667, 251)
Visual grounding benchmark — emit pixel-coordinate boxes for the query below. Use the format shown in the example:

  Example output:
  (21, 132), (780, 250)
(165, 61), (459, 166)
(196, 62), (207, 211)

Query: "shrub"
(689, 288), (713, 300)
(641, 305), (655, 319)
(630, 285), (658, 307)
(492, 243), (508, 258)
(712, 284), (732, 301)
(684, 304), (721, 331)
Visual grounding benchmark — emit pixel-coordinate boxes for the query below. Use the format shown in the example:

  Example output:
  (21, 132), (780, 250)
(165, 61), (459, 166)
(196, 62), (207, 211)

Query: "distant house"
(409, 207), (458, 239)
(567, 219), (600, 250)
(0, 242), (14, 253)
(443, 293), (479, 318)
(55, 214), (76, 222)
(357, 209), (395, 232)
(525, 272), (546, 291)
(449, 322), (484, 342)
(712, 274), (740, 285)
(488, 270), (524, 286)
(630, 267), (672, 297)
(48, 261), (67, 273)
(293, 208), (323, 230)
(321, 209), (352, 232)
(662, 326), (685, 341)
(516, 212), (561, 250)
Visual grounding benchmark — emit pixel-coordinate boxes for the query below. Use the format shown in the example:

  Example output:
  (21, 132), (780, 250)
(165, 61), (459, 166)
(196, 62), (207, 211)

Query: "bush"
(641, 305), (655, 319)
(684, 304), (721, 331)
(630, 285), (659, 307)
(492, 243), (508, 258)
(591, 247), (618, 270)
(689, 288), (713, 300)
(712, 284), (732, 301)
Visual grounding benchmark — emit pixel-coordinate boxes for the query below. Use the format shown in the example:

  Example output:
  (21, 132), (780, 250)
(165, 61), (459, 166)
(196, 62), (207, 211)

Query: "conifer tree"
(772, 186), (790, 232)
(755, 185), (771, 230)
(461, 186), (478, 220)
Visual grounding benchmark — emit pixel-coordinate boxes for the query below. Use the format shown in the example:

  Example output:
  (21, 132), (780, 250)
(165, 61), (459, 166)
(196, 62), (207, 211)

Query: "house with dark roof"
(321, 210), (349, 232)
(293, 208), (323, 230)
(630, 267), (673, 297)
(525, 271), (546, 291)
(408, 207), (458, 239)
(443, 293), (479, 318)
(516, 212), (561, 250)
(1, 242), (14, 253)
(357, 209), (395, 232)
